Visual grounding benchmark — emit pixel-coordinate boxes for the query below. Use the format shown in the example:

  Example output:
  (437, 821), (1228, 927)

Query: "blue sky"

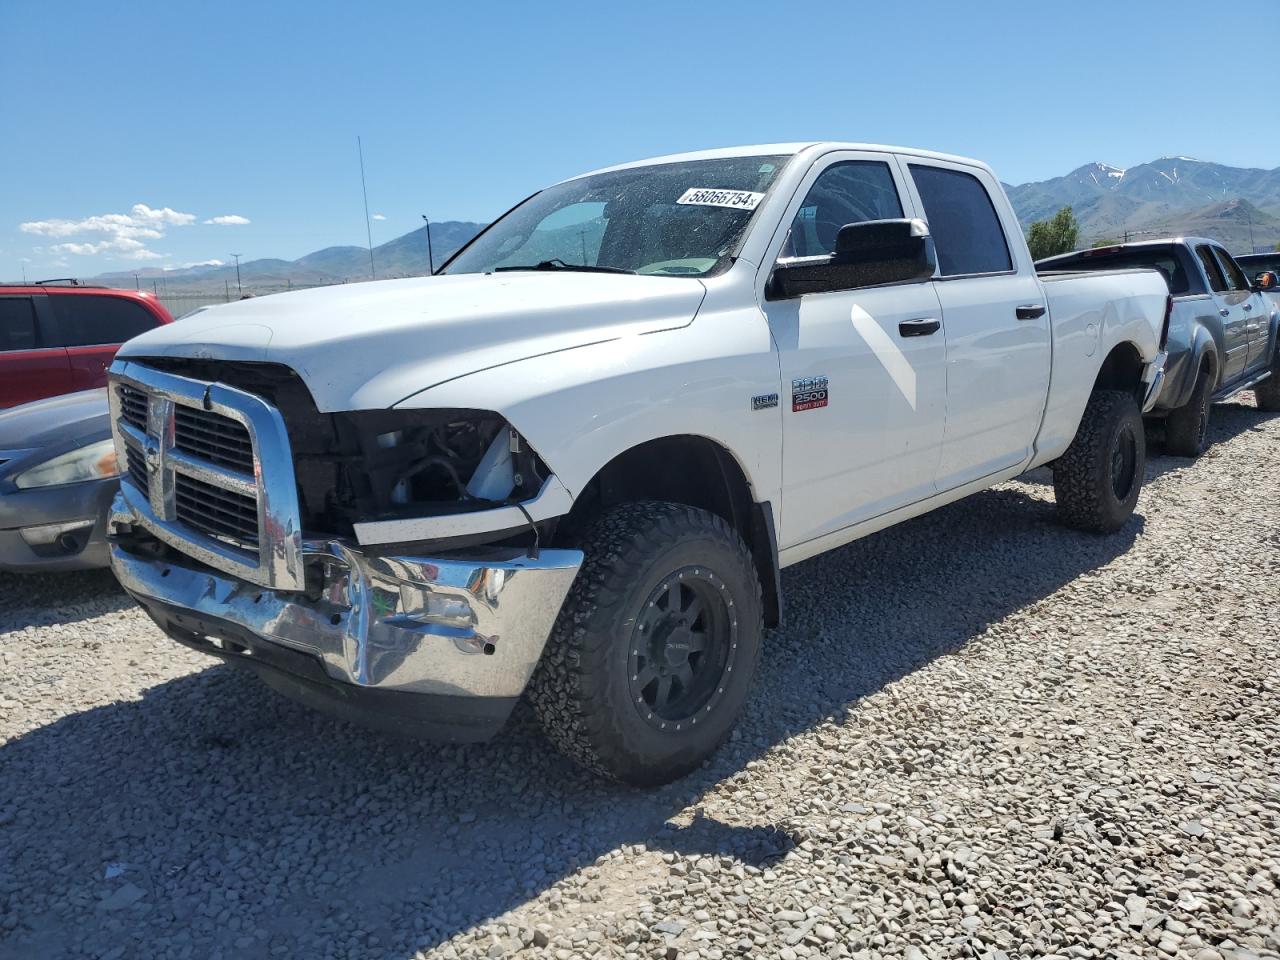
(3, 0), (1277, 279)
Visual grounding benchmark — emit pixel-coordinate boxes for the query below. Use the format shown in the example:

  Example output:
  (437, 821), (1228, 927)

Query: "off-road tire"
(528, 501), (763, 785)
(1254, 348), (1280, 411)
(1164, 366), (1213, 457)
(1053, 389), (1146, 533)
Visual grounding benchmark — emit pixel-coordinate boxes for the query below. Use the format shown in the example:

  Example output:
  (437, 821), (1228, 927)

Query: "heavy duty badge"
(791, 376), (829, 412)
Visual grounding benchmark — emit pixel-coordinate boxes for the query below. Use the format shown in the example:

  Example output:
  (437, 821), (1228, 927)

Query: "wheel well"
(560, 436), (781, 626)
(1093, 342), (1145, 400)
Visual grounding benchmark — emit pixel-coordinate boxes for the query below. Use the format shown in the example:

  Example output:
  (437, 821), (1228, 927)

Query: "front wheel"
(1053, 390), (1146, 533)
(528, 501), (763, 785)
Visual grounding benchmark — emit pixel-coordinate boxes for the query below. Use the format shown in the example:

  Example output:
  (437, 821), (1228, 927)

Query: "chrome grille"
(175, 474), (259, 549)
(174, 406), (255, 473)
(118, 383), (148, 431)
(107, 360), (303, 591)
(125, 446), (149, 497)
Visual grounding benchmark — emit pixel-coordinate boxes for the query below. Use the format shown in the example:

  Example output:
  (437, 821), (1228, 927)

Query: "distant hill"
(85, 156), (1280, 295)
(92, 221), (487, 293)
(1005, 157), (1280, 251)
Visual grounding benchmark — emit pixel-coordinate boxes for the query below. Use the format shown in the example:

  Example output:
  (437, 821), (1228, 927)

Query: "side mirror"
(1253, 271), (1278, 292)
(769, 218), (936, 299)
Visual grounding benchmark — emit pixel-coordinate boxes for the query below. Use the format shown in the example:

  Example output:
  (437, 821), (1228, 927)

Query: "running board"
(1214, 368), (1272, 404)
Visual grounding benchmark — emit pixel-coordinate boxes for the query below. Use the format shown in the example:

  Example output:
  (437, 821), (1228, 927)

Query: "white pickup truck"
(107, 143), (1170, 784)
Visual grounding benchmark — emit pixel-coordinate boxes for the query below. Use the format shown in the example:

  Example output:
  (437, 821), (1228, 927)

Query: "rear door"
(761, 151), (948, 547)
(1196, 244), (1250, 383)
(901, 159), (1052, 491)
(47, 293), (164, 391)
(0, 294), (72, 408)
(1215, 248), (1275, 373)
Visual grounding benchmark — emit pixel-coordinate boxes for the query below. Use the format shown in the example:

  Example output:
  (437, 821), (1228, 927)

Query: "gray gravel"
(1, 396), (1278, 960)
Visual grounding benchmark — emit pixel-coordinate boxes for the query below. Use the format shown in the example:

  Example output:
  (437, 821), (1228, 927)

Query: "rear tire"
(528, 501), (763, 785)
(1053, 390), (1146, 533)
(1255, 348), (1280, 412)
(1164, 366), (1213, 457)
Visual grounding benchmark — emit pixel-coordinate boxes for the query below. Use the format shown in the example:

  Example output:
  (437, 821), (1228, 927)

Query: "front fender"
(393, 309), (783, 521)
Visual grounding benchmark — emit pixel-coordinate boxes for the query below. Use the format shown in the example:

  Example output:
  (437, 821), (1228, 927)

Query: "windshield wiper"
(494, 258), (636, 275)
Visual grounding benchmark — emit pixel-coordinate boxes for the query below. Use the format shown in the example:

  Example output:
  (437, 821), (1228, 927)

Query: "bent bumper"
(109, 494), (583, 739)
(1141, 351), (1168, 414)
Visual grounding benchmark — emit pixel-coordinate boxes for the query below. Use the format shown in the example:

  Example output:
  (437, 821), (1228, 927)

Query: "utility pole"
(357, 136), (375, 280)
(225, 279), (230, 301)
(421, 215), (435, 274)
(134, 273), (139, 290)
(1246, 206), (1256, 252)
(231, 253), (242, 295)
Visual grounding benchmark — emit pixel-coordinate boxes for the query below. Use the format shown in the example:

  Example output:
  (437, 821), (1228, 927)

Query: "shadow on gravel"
(0, 484), (1140, 960)
(0, 567), (131, 625)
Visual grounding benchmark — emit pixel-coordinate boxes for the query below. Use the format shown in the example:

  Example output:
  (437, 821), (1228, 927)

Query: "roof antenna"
(357, 136), (376, 280)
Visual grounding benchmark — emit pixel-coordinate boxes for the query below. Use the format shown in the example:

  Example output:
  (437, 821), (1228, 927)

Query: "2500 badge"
(791, 376), (829, 412)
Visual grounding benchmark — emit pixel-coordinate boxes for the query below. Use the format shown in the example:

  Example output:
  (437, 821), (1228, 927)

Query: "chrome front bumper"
(109, 492), (582, 732)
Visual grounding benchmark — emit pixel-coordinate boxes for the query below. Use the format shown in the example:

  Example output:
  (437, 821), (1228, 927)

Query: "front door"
(1197, 244), (1251, 384)
(761, 152), (947, 549)
(901, 160), (1052, 490)
(1215, 249), (1276, 374)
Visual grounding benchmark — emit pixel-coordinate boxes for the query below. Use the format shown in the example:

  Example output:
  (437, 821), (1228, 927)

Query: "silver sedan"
(0, 389), (118, 572)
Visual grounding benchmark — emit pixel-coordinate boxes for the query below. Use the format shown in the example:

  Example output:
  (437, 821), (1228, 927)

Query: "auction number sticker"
(676, 188), (764, 210)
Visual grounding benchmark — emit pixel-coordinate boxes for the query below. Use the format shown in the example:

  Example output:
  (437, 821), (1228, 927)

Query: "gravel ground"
(1, 397), (1277, 960)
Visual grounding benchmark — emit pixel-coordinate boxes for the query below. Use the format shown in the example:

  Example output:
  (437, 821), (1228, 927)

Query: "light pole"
(421, 215), (435, 275)
(231, 253), (243, 295)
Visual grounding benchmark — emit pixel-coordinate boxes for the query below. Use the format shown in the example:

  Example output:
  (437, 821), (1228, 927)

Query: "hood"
(0, 389), (110, 456)
(119, 272), (707, 411)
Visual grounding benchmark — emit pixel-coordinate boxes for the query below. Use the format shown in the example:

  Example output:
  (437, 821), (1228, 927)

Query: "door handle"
(1015, 304), (1046, 320)
(1220, 308), (1230, 317)
(898, 318), (941, 337)
(1243, 303), (1254, 312)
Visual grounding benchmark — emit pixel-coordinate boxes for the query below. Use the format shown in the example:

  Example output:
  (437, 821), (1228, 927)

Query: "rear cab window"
(907, 164), (1012, 277)
(48, 294), (161, 347)
(1041, 247), (1191, 295)
(0, 297), (38, 352)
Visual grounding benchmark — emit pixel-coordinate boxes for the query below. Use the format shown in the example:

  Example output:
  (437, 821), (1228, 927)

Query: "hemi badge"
(791, 376), (829, 412)
(751, 393), (779, 411)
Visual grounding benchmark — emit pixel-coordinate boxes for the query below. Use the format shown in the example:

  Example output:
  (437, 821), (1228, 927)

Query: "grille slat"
(174, 407), (254, 473)
(118, 384), (148, 431)
(175, 474), (259, 550)
(125, 446), (149, 497)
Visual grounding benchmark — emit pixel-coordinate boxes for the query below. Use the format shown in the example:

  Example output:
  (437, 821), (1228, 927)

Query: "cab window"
(1196, 245), (1228, 293)
(783, 161), (903, 259)
(908, 164), (1012, 277)
(1213, 248), (1249, 292)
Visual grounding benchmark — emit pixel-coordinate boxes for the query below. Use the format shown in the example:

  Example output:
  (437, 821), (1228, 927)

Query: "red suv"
(0, 283), (174, 409)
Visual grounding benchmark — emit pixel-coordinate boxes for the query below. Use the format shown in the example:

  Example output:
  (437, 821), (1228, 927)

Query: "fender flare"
(1166, 322), (1220, 410)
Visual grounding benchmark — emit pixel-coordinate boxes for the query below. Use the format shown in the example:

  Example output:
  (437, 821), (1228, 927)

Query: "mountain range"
(91, 156), (1280, 294)
(1004, 157), (1280, 251)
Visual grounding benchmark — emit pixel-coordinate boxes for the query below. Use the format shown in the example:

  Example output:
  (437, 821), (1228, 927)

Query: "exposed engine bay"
(133, 358), (548, 539)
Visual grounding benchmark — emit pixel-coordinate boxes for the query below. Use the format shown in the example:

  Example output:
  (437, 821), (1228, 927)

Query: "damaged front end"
(106, 357), (582, 740)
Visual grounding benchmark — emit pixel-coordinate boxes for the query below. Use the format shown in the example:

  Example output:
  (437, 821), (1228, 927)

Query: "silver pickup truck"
(1040, 239), (1280, 455)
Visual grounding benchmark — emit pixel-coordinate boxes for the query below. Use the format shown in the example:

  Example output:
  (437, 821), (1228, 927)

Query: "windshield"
(444, 155), (789, 278)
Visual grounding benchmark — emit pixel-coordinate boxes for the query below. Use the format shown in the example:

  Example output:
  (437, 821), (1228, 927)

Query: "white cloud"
(19, 202), (195, 261)
(51, 237), (165, 260)
(181, 259), (225, 268)
(371, 213), (387, 221)
(203, 214), (250, 225)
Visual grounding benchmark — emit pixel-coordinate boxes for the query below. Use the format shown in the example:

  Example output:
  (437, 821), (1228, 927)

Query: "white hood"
(119, 272), (707, 411)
